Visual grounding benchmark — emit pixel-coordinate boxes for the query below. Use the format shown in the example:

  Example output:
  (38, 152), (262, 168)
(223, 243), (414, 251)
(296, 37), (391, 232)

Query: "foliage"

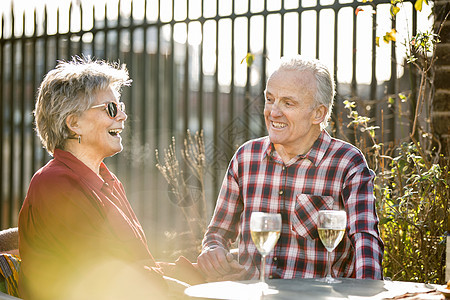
(341, 0), (450, 282)
(377, 145), (449, 283)
(343, 95), (449, 283)
(155, 130), (207, 260)
(340, 5), (450, 281)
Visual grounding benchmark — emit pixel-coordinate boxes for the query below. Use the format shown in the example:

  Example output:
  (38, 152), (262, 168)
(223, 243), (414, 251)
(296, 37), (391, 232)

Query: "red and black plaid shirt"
(203, 130), (383, 280)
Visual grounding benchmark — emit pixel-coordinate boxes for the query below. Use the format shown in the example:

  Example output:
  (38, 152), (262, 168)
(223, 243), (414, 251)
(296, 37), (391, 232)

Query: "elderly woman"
(18, 57), (203, 300)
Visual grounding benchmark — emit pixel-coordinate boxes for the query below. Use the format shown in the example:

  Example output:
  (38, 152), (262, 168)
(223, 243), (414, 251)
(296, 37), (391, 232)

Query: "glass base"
(316, 276), (342, 284)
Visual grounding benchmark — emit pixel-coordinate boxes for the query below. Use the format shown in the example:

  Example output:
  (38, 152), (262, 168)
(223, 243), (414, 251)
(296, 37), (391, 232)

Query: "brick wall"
(434, 1), (450, 156)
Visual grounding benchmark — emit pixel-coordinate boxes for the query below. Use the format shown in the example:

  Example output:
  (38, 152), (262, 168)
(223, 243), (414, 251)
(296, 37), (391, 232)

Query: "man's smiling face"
(264, 69), (320, 155)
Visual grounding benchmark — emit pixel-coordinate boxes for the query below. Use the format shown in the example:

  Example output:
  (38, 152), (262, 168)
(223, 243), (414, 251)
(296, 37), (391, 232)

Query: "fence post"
(434, 1), (450, 156)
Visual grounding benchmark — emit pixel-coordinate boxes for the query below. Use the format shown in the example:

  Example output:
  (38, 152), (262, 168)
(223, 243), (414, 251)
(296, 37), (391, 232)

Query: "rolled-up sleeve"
(344, 162), (384, 279)
(202, 156), (243, 251)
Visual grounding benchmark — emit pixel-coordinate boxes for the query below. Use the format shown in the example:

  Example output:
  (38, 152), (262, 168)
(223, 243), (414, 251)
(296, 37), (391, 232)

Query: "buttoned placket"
(270, 163), (287, 279)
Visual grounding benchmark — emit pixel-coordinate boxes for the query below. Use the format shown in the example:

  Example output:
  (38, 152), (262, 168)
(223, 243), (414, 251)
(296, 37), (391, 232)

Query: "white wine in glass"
(250, 212), (282, 283)
(316, 210), (347, 284)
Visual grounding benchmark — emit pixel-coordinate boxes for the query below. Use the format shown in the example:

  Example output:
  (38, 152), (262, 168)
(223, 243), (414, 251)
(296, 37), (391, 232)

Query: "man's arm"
(343, 159), (384, 279)
(353, 232), (383, 279)
(198, 157), (246, 280)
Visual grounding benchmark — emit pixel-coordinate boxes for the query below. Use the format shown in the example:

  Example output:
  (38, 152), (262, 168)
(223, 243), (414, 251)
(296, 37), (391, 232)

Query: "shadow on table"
(331, 279), (387, 297)
(184, 278), (389, 300)
(262, 278), (387, 299)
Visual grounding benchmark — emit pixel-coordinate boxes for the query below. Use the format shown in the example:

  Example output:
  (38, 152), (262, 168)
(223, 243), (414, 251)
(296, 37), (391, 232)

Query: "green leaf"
(383, 29), (397, 43)
(240, 53), (255, 67)
(390, 5), (400, 16)
(343, 100), (356, 109)
(415, 0), (423, 11)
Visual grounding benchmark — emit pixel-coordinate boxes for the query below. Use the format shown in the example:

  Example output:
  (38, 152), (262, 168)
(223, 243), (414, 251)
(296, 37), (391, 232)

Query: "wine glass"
(316, 210), (347, 284)
(250, 212), (282, 283)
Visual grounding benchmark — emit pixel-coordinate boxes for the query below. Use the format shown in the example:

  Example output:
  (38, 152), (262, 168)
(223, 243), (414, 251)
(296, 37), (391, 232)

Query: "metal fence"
(0, 0), (423, 259)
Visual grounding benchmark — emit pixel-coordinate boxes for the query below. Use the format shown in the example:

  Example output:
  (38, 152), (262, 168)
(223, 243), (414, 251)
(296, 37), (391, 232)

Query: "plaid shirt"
(202, 130), (383, 280)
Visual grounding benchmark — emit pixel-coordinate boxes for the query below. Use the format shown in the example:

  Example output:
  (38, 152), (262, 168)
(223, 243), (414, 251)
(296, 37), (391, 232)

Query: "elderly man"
(197, 55), (383, 281)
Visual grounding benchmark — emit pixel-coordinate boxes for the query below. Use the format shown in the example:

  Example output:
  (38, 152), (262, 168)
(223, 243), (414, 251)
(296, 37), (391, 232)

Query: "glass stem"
(260, 255), (266, 283)
(325, 251), (332, 282)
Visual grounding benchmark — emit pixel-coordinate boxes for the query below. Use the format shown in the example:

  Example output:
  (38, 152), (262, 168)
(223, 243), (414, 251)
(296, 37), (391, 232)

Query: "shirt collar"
(262, 130), (331, 167)
(53, 148), (115, 191)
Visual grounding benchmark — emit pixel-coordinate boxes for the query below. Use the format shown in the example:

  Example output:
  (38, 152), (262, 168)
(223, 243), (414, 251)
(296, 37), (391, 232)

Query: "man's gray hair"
(276, 55), (335, 128)
(34, 56), (132, 155)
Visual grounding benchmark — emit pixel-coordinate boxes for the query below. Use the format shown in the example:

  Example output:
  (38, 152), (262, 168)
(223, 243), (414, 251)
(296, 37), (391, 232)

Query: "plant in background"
(155, 130), (207, 260)
(339, 0), (450, 284)
(342, 29), (449, 285)
(378, 144), (449, 282)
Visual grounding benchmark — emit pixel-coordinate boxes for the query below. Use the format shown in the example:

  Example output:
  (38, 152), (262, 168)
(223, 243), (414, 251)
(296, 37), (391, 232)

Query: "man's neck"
(274, 128), (322, 164)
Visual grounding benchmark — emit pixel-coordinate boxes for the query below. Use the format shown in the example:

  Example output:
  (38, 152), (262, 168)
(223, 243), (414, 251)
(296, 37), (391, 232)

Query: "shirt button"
(282, 166), (286, 170)
(279, 190), (284, 195)
(273, 257), (277, 261)
(269, 275), (273, 279)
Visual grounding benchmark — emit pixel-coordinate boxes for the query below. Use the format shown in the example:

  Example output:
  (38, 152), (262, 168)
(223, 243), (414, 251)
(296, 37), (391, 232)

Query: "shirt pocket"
(290, 194), (335, 241)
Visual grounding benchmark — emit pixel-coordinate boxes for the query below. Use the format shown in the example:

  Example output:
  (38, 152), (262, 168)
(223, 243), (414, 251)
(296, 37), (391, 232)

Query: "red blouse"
(18, 149), (166, 300)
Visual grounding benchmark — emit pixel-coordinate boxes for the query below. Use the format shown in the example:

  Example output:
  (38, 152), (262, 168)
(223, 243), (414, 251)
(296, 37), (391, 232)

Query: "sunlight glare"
(283, 13), (299, 57)
(300, 10), (316, 58)
(356, 5), (373, 84)
(337, 7), (353, 83)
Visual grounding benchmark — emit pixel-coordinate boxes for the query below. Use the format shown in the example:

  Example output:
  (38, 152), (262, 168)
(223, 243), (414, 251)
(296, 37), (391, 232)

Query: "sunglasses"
(90, 101), (126, 119)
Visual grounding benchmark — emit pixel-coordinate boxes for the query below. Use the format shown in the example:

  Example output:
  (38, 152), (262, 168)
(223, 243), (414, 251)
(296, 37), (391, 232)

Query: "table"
(184, 278), (447, 300)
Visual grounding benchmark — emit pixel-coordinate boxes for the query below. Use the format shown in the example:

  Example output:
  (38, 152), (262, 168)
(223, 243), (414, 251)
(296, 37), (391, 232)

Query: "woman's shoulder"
(27, 160), (83, 200)
(32, 159), (78, 184)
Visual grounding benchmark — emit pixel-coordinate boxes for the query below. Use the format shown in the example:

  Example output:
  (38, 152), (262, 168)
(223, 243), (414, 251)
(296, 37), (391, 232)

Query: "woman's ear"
(312, 105), (328, 125)
(66, 114), (80, 135)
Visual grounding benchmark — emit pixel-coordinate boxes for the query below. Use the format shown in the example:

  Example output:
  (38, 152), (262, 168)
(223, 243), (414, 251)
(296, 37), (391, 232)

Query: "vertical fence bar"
(153, 0), (163, 253)
(68, 4), (72, 58)
(78, 4), (83, 55)
(351, 5), (357, 97)
(244, 0), (251, 142)
(116, 0), (121, 61)
(57, 8), (61, 60)
(0, 15), (4, 227)
(104, 3), (108, 59)
(212, 0), (220, 200)
(280, 0), (285, 56)
(140, 0), (148, 223)
(388, 16), (397, 143)
(41, 5), (49, 168)
(30, 9), (37, 178)
(126, 0), (134, 199)
(229, 0), (235, 152)
(168, 0), (174, 138)
(19, 11), (26, 208)
(183, 3), (189, 136)
(316, 5), (320, 59)
(333, 5), (339, 136)
(198, 0), (204, 131)
(298, 1), (302, 54)
(370, 2), (377, 101)
(8, 7), (16, 227)
(260, 0), (267, 137)
(92, 5), (96, 57)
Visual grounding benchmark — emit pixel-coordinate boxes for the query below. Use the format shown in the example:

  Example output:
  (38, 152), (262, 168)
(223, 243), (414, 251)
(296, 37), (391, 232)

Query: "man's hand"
(197, 247), (246, 281)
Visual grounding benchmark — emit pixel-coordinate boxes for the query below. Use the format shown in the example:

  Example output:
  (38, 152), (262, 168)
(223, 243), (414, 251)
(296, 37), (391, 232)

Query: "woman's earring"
(78, 135), (81, 144)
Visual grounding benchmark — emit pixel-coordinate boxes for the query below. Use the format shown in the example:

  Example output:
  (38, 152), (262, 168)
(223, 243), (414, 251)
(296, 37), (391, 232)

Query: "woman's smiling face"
(75, 86), (127, 160)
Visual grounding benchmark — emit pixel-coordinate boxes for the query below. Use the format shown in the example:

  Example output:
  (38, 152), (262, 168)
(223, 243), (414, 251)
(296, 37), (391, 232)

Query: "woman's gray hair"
(35, 56), (132, 155)
(275, 55), (335, 128)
